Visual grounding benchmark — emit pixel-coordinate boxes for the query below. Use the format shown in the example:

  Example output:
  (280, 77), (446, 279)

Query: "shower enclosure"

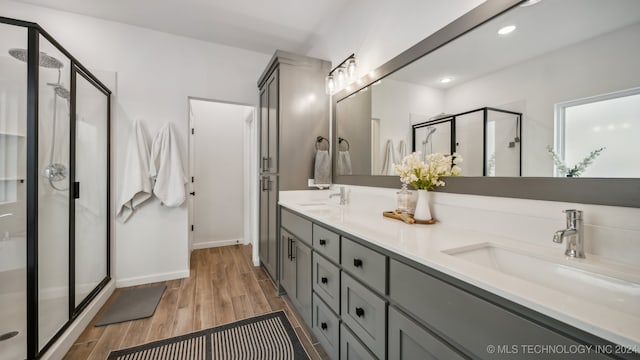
(0, 17), (111, 359)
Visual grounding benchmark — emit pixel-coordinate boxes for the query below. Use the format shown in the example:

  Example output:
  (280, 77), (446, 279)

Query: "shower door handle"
(73, 182), (80, 199)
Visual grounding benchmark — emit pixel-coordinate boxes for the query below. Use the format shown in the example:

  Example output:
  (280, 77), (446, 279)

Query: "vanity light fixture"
(326, 53), (356, 94)
(498, 25), (517, 35)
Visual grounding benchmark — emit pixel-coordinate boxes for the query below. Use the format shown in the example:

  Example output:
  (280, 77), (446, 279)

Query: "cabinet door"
(340, 323), (376, 360)
(259, 176), (269, 269)
(259, 175), (277, 279)
(389, 306), (465, 360)
(294, 239), (312, 325)
(267, 175), (278, 276)
(259, 87), (268, 172)
(280, 229), (295, 295)
(267, 70), (278, 172)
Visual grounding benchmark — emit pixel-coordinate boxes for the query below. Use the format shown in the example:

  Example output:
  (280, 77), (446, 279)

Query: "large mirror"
(333, 0), (640, 207)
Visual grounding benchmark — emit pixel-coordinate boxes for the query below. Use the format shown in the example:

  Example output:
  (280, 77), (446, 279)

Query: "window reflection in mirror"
(334, 0), (640, 178)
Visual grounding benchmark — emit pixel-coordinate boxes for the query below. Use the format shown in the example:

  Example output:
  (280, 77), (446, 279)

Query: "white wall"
(189, 100), (253, 249)
(0, 0), (271, 286)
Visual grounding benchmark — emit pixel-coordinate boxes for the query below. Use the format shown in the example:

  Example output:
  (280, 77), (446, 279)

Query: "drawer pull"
(355, 307), (365, 318)
(321, 276), (328, 284)
(321, 322), (328, 331)
(353, 258), (363, 267)
(319, 239), (327, 246)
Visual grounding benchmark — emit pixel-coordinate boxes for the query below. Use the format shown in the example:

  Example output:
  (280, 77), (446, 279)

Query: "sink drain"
(0, 331), (19, 341)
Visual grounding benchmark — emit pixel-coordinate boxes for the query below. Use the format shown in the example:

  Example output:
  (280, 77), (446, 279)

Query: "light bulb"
(336, 68), (345, 85)
(326, 75), (335, 94)
(347, 58), (356, 78)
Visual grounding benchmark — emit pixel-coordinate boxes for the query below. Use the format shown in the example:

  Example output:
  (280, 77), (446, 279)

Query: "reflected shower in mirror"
(334, 0), (640, 178)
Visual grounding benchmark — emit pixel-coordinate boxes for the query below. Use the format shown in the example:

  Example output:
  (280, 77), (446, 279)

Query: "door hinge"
(191, 128), (195, 135)
(191, 225), (194, 231)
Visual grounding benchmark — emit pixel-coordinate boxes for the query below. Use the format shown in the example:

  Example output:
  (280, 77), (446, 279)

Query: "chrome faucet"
(329, 186), (348, 205)
(553, 209), (585, 259)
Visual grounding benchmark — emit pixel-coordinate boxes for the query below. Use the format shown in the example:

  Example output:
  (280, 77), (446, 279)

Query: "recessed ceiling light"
(440, 77), (453, 84)
(498, 25), (517, 35)
(520, 0), (542, 7)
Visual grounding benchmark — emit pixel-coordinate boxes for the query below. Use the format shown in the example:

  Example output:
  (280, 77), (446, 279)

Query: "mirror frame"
(332, 0), (640, 208)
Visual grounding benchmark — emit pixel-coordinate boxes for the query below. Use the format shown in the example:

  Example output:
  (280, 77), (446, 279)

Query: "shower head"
(46, 82), (70, 99)
(8, 48), (64, 69)
(429, 113), (453, 121)
(54, 85), (70, 99)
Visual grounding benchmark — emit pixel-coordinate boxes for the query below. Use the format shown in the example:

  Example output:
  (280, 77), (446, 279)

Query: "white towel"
(117, 119), (152, 222)
(398, 140), (407, 161)
(337, 150), (352, 175)
(314, 150), (331, 185)
(381, 140), (396, 175)
(150, 123), (187, 207)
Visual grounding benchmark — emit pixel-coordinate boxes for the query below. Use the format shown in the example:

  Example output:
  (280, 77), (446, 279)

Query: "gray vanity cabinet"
(340, 323), (377, 360)
(280, 209), (314, 326)
(388, 306), (465, 360)
(257, 51), (330, 281)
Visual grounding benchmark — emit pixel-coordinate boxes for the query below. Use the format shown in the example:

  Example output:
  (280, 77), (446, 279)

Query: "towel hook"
(338, 137), (350, 151)
(316, 136), (329, 150)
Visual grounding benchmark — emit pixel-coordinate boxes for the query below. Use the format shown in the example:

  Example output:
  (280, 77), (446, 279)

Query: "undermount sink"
(443, 243), (640, 316)
(296, 202), (334, 217)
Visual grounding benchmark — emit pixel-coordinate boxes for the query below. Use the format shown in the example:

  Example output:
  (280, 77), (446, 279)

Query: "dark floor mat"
(95, 285), (166, 326)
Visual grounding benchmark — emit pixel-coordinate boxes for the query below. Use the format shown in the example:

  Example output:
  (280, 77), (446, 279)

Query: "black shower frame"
(412, 106), (522, 176)
(1, 16), (112, 360)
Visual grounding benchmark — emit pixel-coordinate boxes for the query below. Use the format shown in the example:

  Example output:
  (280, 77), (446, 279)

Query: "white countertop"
(279, 190), (640, 352)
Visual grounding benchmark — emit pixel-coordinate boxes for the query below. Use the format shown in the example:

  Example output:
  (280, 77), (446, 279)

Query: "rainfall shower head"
(429, 113), (453, 121)
(46, 82), (70, 99)
(8, 48), (64, 69)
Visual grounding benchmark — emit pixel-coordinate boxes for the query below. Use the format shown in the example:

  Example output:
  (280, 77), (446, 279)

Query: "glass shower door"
(37, 35), (71, 350)
(0, 22), (28, 360)
(73, 69), (108, 306)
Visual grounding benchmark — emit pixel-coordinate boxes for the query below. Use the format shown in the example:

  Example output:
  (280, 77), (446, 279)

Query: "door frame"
(186, 97), (259, 266)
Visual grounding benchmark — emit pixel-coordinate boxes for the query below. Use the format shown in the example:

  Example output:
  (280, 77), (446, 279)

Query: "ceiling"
(14, 0), (350, 54)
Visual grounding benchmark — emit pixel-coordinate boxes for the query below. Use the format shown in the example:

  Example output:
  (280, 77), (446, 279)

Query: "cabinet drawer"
(340, 323), (376, 360)
(312, 252), (340, 313)
(389, 306), (464, 360)
(312, 293), (340, 360)
(341, 237), (386, 293)
(313, 223), (340, 262)
(281, 208), (312, 245)
(341, 272), (386, 359)
(389, 259), (614, 359)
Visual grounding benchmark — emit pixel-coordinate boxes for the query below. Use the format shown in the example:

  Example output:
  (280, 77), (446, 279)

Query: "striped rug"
(107, 311), (310, 360)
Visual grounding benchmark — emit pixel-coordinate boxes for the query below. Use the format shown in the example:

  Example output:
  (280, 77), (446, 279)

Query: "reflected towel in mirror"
(381, 140), (397, 175)
(337, 150), (352, 175)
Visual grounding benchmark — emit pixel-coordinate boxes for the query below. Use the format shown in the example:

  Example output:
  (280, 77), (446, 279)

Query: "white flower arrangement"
(394, 152), (462, 190)
(546, 145), (605, 177)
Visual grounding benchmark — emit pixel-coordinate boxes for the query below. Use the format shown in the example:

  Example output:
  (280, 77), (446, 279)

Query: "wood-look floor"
(64, 245), (328, 360)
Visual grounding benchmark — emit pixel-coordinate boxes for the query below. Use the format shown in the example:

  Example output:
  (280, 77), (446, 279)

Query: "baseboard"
(192, 238), (246, 250)
(42, 280), (116, 360)
(115, 269), (190, 288)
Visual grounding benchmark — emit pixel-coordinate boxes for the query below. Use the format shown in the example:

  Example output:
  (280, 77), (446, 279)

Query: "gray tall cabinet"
(257, 50), (330, 281)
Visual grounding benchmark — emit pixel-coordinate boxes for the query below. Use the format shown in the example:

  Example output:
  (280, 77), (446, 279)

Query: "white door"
(188, 99), (254, 249)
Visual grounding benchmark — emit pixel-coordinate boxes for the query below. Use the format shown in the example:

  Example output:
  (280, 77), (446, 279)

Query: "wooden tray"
(383, 211), (436, 225)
